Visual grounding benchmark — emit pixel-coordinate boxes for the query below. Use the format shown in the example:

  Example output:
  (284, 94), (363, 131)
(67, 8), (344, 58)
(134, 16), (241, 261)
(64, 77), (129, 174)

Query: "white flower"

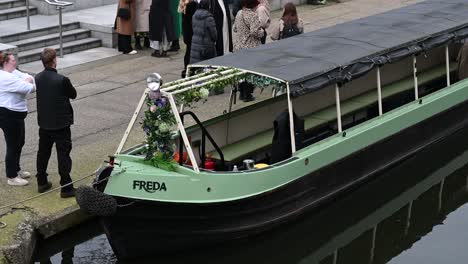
(199, 88), (209, 99)
(158, 122), (170, 133)
(150, 105), (157, 113)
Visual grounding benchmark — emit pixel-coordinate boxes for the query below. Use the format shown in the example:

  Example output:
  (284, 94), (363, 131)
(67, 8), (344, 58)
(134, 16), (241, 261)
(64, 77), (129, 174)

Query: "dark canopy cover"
(193, 0), (468, 97)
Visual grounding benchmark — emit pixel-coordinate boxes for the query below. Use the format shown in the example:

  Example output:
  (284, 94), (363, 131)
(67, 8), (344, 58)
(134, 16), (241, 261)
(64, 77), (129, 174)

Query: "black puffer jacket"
(190, 9), (217, 64)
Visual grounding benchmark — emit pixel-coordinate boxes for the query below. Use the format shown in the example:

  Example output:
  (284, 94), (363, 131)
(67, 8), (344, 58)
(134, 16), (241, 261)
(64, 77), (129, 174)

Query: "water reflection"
(34, 128), (468, 264)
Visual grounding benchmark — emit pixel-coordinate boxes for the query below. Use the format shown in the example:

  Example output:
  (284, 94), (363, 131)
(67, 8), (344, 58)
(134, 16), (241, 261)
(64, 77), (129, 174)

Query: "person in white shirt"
(0, 52), (35, 186)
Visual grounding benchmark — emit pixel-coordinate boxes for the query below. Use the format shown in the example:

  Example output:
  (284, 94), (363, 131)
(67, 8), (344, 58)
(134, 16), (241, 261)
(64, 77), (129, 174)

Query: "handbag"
(117, 5), (131, 20)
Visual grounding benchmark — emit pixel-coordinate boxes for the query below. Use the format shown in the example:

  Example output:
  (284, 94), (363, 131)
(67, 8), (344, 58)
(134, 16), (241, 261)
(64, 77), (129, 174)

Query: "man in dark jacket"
(35, 48), (77, 198)
(190, 0), (217, 64)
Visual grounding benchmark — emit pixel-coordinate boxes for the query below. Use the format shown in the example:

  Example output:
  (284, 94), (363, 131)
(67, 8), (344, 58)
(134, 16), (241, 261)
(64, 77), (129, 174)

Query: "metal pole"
(404, 201), (413, 236)
(335, 83), (343, 133)
(26, 0), (30, 30)
(446, 45), (451, 87)
(413, 56), (419, 100)
(332, 249), (338, 264)
(377, 67), (383, 116)
(438, 178), (445, 213)
(286, 82), (296, 153)
(167, 94), (200, 173)
(115, 88), (150, 155)
(59, 7), (64, 58)
(369, 225), (377, 264)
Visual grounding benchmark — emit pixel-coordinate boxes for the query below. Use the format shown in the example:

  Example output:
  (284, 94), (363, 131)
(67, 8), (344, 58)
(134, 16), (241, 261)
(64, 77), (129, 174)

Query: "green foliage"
(141, 93), (176, 170)
(141, 67), (285, 171)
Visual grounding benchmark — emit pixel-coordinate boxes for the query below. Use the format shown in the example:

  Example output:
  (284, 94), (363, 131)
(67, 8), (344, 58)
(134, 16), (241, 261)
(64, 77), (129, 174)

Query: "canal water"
(33, 132), (468, 264)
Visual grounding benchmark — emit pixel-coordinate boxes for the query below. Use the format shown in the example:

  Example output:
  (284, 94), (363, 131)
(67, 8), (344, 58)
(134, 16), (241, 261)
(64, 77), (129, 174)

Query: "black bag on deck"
(271, 110), (304, 163)
(280, 23), (301, 39)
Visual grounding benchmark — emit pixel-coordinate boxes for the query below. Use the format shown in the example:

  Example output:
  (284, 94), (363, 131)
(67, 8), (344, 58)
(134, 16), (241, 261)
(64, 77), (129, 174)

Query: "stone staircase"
(0, 0), (104, 64)
(0, 0), (37, 20)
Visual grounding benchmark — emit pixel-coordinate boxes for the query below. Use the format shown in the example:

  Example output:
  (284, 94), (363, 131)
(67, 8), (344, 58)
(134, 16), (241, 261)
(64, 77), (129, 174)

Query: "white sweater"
(0, 69), (35, 112)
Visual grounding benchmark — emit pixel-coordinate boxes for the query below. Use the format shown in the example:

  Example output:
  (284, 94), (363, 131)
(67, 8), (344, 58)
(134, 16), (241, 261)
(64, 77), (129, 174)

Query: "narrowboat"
(76, 0), (468, 259)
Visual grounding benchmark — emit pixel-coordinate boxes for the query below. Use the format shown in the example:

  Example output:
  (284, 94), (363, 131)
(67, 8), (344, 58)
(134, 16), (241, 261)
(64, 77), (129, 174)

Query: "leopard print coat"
(233, 8), (264, 52)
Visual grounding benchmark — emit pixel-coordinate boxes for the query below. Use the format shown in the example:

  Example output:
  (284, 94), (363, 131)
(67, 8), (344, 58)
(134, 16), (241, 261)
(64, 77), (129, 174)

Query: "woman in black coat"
(149, 0), (177, 57)
(179, 0), (198, 74)
(209, 0), (233, 56)
(189, 0), (217, 64)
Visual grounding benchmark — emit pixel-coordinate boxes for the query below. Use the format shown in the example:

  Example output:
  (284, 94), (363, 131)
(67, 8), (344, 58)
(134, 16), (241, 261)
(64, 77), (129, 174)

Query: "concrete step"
(0, 22), (80, 43)
(10, 28), (91, 52)
(0, 5), (37, 21)
(18, 37), (101, 64)
(0, 0), (25, 10)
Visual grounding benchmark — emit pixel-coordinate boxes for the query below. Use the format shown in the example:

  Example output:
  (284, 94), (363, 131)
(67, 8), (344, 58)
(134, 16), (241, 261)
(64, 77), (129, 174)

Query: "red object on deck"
(204, 158), (215, 170)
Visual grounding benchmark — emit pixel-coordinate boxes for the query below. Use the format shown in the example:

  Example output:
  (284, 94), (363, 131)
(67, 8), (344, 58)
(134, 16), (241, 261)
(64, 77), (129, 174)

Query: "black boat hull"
(101, 100), (468, 260)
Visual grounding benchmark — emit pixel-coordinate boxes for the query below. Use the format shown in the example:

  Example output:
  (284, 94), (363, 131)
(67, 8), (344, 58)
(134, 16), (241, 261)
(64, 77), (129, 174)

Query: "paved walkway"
(0, 4), (117, 37)
(0, 0), (423, 262)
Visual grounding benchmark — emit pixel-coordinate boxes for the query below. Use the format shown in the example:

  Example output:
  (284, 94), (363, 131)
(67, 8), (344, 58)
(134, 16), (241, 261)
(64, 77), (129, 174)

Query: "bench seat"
(209, 63), (457, 162)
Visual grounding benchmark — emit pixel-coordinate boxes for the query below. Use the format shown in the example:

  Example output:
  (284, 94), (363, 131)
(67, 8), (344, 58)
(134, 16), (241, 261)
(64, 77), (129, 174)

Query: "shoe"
(151, 50), (160, 57)
(60, 187), (76, 198)
(242, 94), (255, 102)
(128, 50), (138, 55)
(7, 176), (29, 186)
(144, 37), (150, 48)
(134, 34), (143, 50)
(168, 40), (180, 52)
(17, 170), (31, 179)
(38, 182), (52, 193)
(151, 51), (167, 58)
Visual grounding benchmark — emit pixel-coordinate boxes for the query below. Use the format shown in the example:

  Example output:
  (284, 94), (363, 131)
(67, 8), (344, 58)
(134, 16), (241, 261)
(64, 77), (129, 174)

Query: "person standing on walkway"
(170, 0), (182, 52)
(134, 0), (152, 50)
(35, 48), (77, 198)
(0, 52), (35, 186)
(190, 0), (218, 64)
(209, 0), (233, 56)
(115, 0), (138, 54)
(149, 0), (177, 57)
(233, 0), (263, 52)
(256, 0), (270, 44)
(270, 2), (303, 41)
(179, 0), (198, 76)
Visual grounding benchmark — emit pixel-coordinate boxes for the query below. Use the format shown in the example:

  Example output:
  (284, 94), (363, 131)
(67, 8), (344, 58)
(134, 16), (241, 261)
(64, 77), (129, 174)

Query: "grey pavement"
(0, 0), (423, 261)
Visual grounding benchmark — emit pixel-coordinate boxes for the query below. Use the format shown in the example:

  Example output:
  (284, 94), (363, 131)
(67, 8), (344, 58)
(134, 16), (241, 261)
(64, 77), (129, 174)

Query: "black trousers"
(261, 30), (267, 44)
(117, 34), (133, 54)
(36, 127), (73, 191)
(184, 42), (192, 69)
(0, 107), (26, 178)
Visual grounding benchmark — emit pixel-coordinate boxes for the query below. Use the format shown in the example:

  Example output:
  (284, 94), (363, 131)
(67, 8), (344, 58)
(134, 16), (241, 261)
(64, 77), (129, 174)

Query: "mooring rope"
(0, 172), (96, 214)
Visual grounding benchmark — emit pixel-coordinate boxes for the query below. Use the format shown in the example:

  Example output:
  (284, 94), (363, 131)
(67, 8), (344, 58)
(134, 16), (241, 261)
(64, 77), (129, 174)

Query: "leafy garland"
(141, 68), (285, 171)
(142, 90), (177, 171)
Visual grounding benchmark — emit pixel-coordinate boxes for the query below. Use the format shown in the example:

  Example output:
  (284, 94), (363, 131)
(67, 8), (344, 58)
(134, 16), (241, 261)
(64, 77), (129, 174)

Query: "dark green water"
(33, 139), (468, 264)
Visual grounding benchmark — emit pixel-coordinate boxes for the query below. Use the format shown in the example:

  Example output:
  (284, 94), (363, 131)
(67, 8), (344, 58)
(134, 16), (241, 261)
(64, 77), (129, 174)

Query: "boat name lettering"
(133, 180), (167, 192)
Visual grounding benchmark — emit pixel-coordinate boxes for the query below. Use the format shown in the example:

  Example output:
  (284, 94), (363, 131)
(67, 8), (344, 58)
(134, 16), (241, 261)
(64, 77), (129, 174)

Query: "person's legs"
(54, 127), (73, 193)
(36, 128), (54, 186)
(261, 30), (267, 44)
(15, 118), (25, 173)
(2, 118), (24, 179)
(134, 32), (143, 50)
(182, 42), (191, 77)
(118, 34), (134, 54)
(169, 39), (180, 52)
